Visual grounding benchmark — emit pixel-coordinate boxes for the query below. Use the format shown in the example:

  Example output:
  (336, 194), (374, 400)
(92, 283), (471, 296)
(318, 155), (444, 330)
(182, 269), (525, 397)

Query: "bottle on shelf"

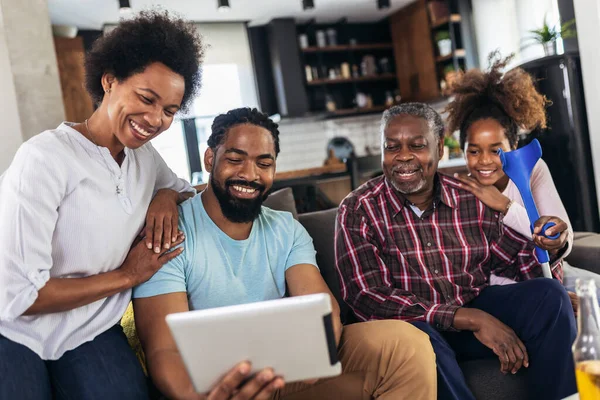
(572, 278), (600, 399)
(361, 55), (377, 76)
(311, 66), (319, 80)
(305, 65), (313, 82)
(326, 28), (337, 46)
(325, 94), (337, 112)
(341, 63), (351, 79)
(316, 30), (326, 48)
(298, 34), (309, 49)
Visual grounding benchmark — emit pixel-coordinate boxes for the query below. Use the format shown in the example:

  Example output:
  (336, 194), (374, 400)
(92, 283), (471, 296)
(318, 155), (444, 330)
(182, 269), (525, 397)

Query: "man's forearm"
(147, 349), (201, 400)
(452, 308), (488, 331)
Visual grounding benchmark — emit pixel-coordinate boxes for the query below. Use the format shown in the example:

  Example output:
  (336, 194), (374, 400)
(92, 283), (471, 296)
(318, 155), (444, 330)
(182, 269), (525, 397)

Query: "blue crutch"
(498, 139), (560, 278)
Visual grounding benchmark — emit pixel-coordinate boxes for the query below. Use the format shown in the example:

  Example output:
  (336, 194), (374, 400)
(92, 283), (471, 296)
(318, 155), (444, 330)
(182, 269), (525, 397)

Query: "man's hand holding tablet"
(198, 361), (284, 400)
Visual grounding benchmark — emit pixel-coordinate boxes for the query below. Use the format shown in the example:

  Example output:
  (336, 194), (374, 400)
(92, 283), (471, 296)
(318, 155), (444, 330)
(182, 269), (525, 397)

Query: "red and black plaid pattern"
(335, 174), (562, 330)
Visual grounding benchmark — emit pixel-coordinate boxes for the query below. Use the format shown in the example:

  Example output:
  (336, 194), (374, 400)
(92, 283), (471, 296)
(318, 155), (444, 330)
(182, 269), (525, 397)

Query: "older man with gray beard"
(334, 103), (577, 400)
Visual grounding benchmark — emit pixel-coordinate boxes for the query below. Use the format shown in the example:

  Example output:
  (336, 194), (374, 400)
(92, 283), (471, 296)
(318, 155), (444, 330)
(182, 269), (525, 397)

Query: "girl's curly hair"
(444, 51), (550, 149)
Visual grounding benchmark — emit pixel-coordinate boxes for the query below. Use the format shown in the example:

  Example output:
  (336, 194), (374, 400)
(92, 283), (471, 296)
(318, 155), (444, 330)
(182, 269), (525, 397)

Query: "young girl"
(444, 53), (576, 292)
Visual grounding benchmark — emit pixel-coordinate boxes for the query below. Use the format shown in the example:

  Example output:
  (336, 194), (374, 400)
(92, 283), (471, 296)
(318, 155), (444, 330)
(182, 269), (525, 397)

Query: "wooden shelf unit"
(436, 49), (466, 63)
(297, 20), (398, 115)
(328, 105), (389, 116)
(302, 43), (393, 53)
(430, 14), (461, 29)
(424, 0), (478, 96)
(307, 73), (397, 86)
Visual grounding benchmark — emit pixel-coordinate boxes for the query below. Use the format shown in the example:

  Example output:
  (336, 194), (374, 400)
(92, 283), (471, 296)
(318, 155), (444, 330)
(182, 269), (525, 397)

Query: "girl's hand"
(454, 173), (511, 213)
(532, 216), (569, 252)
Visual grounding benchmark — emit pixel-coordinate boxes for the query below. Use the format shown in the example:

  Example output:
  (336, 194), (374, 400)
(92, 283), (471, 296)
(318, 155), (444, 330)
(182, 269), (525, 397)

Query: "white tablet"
(165, 293), (342, 393)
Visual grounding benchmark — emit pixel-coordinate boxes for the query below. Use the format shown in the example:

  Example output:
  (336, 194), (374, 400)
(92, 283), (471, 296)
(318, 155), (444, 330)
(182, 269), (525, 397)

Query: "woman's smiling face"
(103, 62), (185, 149)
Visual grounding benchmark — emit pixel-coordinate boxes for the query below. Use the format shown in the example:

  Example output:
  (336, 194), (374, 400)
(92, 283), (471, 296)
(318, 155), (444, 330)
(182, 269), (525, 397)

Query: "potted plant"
(443, 135), (461, 159)
(443, 64), (460, 93)
(523, 16), (577, 56)
(435, 31), (452, 57)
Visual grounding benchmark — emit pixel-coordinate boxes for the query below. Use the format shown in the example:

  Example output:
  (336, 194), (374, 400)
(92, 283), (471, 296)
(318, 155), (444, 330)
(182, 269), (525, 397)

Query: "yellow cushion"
(120, 302), (148, 376)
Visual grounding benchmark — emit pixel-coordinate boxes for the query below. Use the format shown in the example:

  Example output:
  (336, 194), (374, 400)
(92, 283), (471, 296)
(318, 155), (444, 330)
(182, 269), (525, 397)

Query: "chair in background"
(347, 154), (382, 190)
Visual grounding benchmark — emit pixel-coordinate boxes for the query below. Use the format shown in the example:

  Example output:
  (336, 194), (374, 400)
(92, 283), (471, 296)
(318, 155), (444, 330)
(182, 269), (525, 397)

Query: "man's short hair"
(381, 103), (445, 143)
(208, 108), (280, 156)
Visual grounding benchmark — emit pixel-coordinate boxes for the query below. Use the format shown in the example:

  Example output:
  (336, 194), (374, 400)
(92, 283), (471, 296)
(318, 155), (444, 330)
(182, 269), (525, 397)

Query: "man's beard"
(390, 176), (427, 194)
(210, 175), (266, 223)
(389, 163), (426, 194)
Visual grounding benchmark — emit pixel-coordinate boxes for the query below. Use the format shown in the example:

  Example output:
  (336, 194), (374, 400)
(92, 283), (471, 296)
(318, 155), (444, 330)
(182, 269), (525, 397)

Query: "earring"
(105, 88), (111, 93)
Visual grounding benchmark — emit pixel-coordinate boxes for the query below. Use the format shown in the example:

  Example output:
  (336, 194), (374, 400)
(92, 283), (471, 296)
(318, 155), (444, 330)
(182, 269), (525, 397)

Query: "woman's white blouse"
(0, 123), (194, 360)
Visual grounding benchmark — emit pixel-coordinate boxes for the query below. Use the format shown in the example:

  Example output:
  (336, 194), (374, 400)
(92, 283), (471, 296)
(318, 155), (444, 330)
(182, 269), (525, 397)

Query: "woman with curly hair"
(445, 53), (574, 286)
(0, 10), (206, 399)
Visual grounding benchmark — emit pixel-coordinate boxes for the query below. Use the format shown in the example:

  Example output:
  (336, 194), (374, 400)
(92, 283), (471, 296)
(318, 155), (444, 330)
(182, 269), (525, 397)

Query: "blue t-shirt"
(133, 194), (318, 310)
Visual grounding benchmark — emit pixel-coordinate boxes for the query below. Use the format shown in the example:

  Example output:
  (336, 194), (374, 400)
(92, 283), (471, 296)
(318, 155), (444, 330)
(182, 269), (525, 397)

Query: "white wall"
(472, 0), (559, 66)
(3, 0), (64, 140)
(472, 0), (520, 67)
(194, 23), (259, 113)
(572, 0), (600, 212)
(515, 0), (559, 62)
(0, 0), (24, 172)
(0, 0), (65, 173)
(277, 114), (382, 172)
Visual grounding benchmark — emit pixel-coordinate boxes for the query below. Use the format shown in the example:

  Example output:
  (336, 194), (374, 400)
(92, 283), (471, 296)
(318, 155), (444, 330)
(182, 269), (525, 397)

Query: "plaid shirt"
(335, 174), (562, 330)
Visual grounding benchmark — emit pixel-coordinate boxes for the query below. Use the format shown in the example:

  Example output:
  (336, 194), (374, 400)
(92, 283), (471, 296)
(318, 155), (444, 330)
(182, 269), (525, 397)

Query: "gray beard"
(390, 177), (427, 195)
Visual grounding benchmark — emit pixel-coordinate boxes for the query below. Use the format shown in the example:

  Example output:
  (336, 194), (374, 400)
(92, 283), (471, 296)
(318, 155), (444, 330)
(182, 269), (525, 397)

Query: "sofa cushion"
(573, 231), (596, 241)
(120, 302), (147, 375)
(263, 187), (298, 220)
(298, 208), (351, 324)
(460, 358), (528, 399)
(567, 233), (600, 274)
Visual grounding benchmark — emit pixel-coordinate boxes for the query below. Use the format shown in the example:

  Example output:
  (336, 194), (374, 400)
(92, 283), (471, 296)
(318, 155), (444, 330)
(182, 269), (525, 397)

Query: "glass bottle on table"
(573, 278), (600, 399)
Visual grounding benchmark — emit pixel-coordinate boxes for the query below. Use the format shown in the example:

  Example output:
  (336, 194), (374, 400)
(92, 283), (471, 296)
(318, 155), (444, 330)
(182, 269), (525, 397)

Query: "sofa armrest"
(566, 232), (600, 274)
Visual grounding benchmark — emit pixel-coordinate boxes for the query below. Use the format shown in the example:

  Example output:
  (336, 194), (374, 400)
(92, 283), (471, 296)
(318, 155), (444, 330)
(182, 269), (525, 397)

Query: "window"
(151, 23), (259, 183)
(151, 120), (191, 181)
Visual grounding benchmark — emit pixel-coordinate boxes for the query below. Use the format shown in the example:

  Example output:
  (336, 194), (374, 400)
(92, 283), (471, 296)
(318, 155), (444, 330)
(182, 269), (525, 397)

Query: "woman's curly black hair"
(208, 108), (280, 156)
(84, 10), (204, 112)
(444, 51), (550, 149)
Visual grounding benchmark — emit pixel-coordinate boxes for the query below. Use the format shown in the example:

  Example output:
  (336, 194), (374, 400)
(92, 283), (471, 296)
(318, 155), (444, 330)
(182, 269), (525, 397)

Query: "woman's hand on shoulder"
(453, 173), (511, 213)
(145, 188), (181, 253)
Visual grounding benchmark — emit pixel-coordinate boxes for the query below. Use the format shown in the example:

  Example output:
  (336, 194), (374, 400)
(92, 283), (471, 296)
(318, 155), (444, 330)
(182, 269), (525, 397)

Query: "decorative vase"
(437, 39), (452, 57)
(543, 41), (557, 56)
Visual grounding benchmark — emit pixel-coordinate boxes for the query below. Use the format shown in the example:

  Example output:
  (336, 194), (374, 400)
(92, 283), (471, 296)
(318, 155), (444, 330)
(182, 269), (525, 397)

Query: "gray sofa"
(264, 188), (600, 400)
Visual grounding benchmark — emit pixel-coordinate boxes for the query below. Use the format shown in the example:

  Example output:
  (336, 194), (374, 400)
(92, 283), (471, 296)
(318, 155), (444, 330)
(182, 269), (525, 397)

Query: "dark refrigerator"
(517, 53), (600, 233)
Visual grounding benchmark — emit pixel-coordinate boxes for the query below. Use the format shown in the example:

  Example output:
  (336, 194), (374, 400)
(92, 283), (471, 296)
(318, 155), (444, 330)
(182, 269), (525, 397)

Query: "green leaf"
(435, 30), (450, 42)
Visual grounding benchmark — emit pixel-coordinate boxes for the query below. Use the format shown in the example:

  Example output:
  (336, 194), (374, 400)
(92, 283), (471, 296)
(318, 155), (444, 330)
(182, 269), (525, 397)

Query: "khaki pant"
(272, 320), (436, 400)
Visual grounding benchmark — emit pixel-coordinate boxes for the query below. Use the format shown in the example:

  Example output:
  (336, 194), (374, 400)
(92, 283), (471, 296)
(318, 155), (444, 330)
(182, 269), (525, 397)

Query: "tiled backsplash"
(276, 114), (383, 172)
(275, 100), (451, 172)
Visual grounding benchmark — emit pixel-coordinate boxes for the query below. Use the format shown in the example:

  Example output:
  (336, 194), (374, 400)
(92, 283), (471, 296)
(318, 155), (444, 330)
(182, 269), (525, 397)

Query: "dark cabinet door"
(519, 55), (600, 232)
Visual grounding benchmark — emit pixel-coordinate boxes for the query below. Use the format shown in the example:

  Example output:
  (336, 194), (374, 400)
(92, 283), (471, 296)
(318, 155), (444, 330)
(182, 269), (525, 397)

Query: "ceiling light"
(218, 0), (230, 11)
(377, 0), (390, 9)
(303, 0), (315, 10)
(119, 0), (131, 14)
